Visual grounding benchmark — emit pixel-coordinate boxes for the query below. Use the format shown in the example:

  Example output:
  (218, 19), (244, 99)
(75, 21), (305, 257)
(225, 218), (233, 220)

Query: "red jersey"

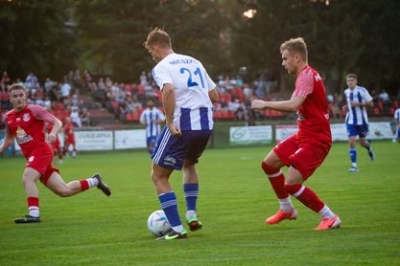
(4, 104), (55, 157)
(293, 66), (332, 148)
(64, 123), (74, 137)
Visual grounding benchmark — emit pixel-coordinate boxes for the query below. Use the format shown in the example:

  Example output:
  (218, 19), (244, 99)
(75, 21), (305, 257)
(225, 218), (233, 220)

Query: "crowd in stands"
(1, 69), (399, 130)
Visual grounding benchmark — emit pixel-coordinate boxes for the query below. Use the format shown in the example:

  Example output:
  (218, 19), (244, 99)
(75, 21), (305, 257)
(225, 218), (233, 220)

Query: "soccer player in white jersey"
(394, 107), (400, 143)
(140, 97), (165, 154)
(144, 28), (219, 240)
(343, 73), (375, 172)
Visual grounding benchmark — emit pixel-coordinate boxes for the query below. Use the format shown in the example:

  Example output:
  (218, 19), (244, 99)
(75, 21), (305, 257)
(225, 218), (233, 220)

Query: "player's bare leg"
(46, 172), (111, 197)
(14, 167), (41, 223)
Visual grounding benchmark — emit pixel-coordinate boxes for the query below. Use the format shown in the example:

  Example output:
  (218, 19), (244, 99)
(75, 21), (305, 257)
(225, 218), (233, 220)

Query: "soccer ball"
(147, 210), (171, 237)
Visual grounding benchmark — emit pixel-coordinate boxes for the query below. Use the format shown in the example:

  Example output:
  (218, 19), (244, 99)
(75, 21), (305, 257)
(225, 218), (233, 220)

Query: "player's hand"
(167, 123), (182, 137)
(251, 99), (266, 110)
(47, 133), (57, 143)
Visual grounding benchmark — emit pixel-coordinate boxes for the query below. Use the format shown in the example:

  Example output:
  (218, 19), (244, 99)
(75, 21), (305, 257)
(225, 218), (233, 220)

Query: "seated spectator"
(80, 107), (91, 127)
(378, 89), (391, 106)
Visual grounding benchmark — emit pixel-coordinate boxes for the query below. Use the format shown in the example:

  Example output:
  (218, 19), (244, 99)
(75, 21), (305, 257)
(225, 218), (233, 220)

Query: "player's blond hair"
(346, 73), (358, 80)
(143, 27), (171, 49)
(280, 37), (308, 62)
(8, 83), (27, 92)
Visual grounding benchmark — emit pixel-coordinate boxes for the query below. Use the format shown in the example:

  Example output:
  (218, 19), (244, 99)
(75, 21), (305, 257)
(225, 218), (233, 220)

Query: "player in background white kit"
(394, 107), (400, 143)
(139, 97), (165, 154)
(144, 28), (219, 240)
(343, 73), (375, 172)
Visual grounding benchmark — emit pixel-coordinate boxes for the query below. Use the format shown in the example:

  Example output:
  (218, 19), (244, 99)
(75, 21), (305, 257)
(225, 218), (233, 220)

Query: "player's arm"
(208, 88), (219, 103)
(0, 126), (14, 154)
(162, 83), (181, 137)
(251, 95), (304, 112)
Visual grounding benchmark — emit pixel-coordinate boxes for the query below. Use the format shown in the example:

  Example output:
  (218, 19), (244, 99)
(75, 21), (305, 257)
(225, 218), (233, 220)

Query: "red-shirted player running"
(63, 117), (77, 158)
(45, 122), (63, 164)
(0, 84), (111, 224)
(251, 37), (341, 230)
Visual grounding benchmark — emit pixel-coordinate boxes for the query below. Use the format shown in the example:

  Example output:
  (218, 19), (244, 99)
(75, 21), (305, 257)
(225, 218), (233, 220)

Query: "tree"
(0, 0), (79, 82)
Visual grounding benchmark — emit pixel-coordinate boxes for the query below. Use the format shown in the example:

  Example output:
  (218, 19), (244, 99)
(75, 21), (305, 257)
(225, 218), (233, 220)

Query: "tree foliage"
(0, 0), (399, 94)
(0, 0), (79, 81)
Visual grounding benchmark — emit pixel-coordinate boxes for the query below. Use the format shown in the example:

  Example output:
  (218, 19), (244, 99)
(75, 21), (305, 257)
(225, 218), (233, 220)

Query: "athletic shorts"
(152, 128), (211, 170)
(346, 123), (369, 138)
(64, 135), (75, 145)
(273, 134), (330, 179)
(146, 136), (158, 147)
(25, 147), (59, 185)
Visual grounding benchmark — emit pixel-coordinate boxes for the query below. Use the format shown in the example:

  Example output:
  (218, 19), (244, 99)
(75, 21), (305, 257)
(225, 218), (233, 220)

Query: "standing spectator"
(343, 73), (375, 172)
(143, 27), (219, 240)
(140, 71), (148, 86)
(140, 97), (165, 154)
(251, 37), (341, 230)
(1, 71), (11, 85)
(60, 77), (72, 102)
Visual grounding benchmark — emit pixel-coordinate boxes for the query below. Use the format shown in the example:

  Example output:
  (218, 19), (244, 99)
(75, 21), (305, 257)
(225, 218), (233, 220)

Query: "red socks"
(284, 184), (324, 213)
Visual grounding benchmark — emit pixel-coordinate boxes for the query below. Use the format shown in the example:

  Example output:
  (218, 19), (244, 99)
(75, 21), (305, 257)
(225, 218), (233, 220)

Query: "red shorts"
(273, 134), (330, 179)
(25, 148), (60, 185)
(51, 138), (61, 152)
(64, 136), (75, 146)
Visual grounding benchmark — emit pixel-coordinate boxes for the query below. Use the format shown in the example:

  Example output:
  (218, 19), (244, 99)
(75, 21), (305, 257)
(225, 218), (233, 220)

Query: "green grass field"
(0, 141), (399, 266)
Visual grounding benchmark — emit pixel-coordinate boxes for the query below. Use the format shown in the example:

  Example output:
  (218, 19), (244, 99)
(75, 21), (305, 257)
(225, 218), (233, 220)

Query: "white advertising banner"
(275, 125), (298, 144)
(230, 126), (273, 145)
(114, 129), (147, 149)
(330, 123), (348, 141)
(75, 131), (113, 151)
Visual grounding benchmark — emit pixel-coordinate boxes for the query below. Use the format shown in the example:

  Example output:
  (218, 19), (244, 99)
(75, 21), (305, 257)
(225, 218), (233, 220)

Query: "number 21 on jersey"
(180, 67), (205, 89)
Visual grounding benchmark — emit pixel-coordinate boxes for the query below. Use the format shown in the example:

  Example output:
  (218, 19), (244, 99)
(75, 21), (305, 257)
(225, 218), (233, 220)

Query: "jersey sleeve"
(293, 70), (314, 99)
(28, 104), (55, 123)
(157, 109), (166, 120)
(153, 65), (172, 90)
(362, 88), (373, 102)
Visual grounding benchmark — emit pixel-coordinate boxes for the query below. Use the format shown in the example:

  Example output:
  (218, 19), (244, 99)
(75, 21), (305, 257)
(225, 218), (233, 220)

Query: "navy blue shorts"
(346, 123), (369, 138)
(151, 127), (211, 170)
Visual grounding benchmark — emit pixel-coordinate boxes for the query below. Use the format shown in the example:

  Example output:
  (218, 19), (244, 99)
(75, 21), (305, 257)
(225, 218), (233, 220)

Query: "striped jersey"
(394, 108), (400, 125)
(152, 53), (216, 131)
(344, 86), (373, 125)
(140, 108), (165, 138)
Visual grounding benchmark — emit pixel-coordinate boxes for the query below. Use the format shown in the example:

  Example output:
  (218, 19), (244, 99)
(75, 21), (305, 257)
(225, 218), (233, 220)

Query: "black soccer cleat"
(93, 174), (111, 196)
(14, 215), (41, 224)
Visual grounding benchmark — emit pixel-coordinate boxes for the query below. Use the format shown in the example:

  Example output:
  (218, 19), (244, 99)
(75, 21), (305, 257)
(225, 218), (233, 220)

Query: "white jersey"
(140, 108), (165, 138)
(152, 53), (216, 131)
(394, 108), (400, 126)
(344, 86), (373, 125)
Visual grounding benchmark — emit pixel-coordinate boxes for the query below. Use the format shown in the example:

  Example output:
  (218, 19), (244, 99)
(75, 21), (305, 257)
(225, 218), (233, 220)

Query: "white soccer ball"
(147, 210), (171, 237)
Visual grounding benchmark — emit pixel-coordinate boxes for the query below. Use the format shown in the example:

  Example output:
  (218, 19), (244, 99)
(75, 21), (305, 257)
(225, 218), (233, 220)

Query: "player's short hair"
(8, 83), (27, 92)
(143, 27), (171, 49)
(346, 73), (358, 80)
(280, 37), (308, 61)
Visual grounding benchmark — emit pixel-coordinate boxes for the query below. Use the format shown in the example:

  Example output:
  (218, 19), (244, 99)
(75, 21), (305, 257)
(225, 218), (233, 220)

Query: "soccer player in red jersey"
(0, 84), (111, 224)
(63, 117), (77, 158)
(251, 38), (341, 230)
(45, 122), (63, 164)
